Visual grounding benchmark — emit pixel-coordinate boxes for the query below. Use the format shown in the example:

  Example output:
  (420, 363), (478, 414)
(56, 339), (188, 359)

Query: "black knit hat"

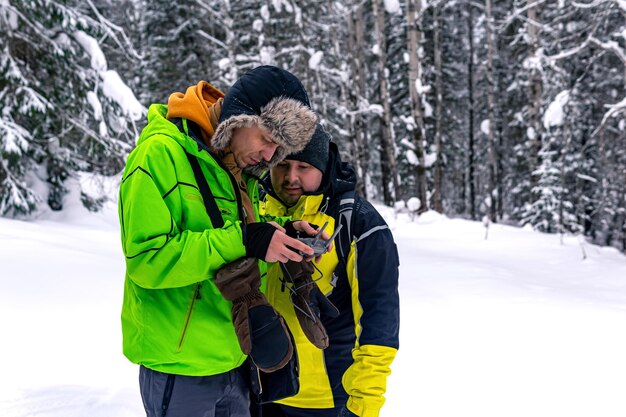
(287, 124), (330, 173)
(212, 66), (317, 174)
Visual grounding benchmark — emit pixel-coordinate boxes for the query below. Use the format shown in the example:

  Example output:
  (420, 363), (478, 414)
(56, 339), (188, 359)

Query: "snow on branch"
(570, 0), (614, 8)
(497, 0), (549, 32)
(0, 158), (39, 216)
(592, 96), (626, 136)
(543, 90), (570, 129)
(544, 38), (592, 61)
(590, 36), (626, 65)
(0, 118), (31, 156)
(84, 0), (140, 60)
(196, 30), (228, 51)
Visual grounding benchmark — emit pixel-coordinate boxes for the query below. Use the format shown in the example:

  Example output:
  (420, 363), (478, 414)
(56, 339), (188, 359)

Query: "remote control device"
(297, 222), (343, 257)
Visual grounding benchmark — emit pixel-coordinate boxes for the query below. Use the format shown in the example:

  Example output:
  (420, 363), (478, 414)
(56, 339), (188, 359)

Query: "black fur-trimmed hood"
(211, 66), (317, 176)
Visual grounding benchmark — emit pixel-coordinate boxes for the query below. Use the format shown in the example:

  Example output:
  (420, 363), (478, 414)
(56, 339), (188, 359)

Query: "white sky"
(1, 195), (626, 417)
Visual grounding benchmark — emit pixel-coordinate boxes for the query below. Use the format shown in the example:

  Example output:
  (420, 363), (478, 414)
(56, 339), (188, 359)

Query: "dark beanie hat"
(287, 124), (330, 173)
(212, 66), (317, 173)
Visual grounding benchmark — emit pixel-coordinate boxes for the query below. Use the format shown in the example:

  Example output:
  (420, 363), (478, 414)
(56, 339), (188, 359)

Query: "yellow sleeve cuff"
(342, 344), (398, 417)
(346, 395), (385, 417)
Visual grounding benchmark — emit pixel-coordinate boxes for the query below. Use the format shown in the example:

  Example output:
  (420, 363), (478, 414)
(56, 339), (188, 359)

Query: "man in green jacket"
(118, 66), (319, 417)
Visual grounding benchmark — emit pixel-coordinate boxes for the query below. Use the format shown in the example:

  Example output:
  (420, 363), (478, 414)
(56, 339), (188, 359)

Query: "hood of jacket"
(166, 81), (224, 144)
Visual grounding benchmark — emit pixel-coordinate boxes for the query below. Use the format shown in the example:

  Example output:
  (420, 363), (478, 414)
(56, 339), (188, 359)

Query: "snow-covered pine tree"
(134, 0), (216, 104)
(0, 0), (141, 215)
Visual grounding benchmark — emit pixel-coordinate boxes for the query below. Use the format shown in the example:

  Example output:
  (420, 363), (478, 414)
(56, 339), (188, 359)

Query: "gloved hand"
(214, 257), (293, 372)
(337, 406), (359, 417)
(242, 222), (278, 260)
(281, 260), (339, 349)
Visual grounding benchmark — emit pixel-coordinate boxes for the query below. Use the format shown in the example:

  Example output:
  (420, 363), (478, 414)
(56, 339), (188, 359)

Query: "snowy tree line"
(1, 0), (624, 251)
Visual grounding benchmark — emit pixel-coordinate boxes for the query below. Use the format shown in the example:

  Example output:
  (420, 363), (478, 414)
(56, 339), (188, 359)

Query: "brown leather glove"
(215, 257), (293, 372)
(281, 260), (339, 349)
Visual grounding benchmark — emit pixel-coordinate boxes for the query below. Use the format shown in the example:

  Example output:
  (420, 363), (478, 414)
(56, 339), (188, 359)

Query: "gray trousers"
(139, 365), (251, 417)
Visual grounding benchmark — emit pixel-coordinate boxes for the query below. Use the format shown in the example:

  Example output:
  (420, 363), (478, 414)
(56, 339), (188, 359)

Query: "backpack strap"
(335, 190), (356, 266)
(173, 118), (225, 228)
(185, 152), (224, 228)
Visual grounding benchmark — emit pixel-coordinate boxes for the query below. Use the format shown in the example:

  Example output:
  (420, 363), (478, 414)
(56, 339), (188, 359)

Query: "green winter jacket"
(119, 104), (264, 376)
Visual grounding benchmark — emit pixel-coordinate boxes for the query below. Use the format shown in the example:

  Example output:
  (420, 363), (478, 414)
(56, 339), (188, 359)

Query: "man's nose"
(261, 143), (279, 162)
(285, 166), (299, 182)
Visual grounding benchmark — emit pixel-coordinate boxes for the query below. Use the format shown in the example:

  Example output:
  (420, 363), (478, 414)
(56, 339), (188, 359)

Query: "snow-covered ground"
(1, 199), (626, 417)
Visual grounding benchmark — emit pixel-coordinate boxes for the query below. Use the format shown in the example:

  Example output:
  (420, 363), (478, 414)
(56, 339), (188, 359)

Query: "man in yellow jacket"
(260, 125), (400, 417)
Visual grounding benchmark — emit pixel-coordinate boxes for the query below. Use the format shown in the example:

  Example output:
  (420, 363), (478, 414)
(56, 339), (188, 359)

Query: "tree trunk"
(485, 0), (498, 222)
(406, 0), (428, 211)
(432, 5), (443, 213)
(527, 3), (542, 183)
(467, 2), (476, 220)
(347, 1), (368, 198)
(372, 0), (399, 205)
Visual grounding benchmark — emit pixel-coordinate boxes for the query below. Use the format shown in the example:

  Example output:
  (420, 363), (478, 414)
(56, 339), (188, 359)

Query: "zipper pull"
(256, 366), (263, 395)
(320, 196), (330, 214)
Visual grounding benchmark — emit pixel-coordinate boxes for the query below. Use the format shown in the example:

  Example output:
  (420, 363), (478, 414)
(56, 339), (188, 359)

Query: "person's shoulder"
(354, 196), (386, 222)
(342, 196), (389, 240)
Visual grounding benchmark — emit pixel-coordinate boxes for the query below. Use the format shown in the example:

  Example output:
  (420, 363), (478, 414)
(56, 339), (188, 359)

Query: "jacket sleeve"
(341, 201), (400, 417)
(118, 138), (246, 289)
(259, 213), (291, 227)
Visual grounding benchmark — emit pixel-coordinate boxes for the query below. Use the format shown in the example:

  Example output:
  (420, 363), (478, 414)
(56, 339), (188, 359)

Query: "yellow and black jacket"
(260, 143), (400, 417)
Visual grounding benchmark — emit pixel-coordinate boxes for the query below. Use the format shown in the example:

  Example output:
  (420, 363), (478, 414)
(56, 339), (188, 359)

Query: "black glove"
(338, 406), (359, 417)
(242, 222), (278, 261)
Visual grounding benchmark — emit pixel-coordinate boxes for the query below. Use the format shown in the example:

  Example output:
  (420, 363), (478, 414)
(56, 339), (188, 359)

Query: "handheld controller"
(297, 222), (343, 257)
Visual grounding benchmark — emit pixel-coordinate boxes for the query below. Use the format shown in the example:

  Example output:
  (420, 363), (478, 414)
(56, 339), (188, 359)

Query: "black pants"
(139, 365), (250, 417)
(261, 402), (341, 417)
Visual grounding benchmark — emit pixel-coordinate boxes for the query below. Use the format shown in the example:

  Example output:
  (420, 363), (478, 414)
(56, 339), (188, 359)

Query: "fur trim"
(211, 115), (262, 151)
(211, 97), (317, 175)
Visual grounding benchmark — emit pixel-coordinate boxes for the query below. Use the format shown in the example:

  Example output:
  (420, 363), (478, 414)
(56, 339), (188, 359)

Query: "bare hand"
(291, 220), (334, 262)
(264, 222), (316, 263)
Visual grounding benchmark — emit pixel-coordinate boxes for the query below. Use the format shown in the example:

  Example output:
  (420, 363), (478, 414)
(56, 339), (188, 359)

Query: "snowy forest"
(1, 0), (624, 251)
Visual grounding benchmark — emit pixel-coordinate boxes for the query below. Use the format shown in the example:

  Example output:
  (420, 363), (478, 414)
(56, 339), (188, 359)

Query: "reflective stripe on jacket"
(119, 104), (264, 376)
(262, 192), (400, 417)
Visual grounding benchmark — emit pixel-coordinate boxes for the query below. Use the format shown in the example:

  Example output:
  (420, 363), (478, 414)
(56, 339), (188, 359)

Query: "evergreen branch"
(589, 36), (626, 64)
(570, 0), (612, 8)
(592, 97), (626, 137)
(497, 0), (549, 32)
(196, 30), (228, 51)
(193, 0), (224, 21)
(84, 0), (141, 60)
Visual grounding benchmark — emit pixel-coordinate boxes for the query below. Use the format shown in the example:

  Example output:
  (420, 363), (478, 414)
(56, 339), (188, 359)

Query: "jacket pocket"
(176, 282), (202, 352)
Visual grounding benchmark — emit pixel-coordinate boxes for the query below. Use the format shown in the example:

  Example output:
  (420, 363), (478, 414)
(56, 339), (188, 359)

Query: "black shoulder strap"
(335, 190), (356, 265)
(185, 152), (224, 228)
(172, 118), (225, 228)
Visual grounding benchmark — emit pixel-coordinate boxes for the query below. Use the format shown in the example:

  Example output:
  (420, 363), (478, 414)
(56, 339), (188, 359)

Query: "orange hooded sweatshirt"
(166, 81), (255, 224)
(166, 81), (224, 144)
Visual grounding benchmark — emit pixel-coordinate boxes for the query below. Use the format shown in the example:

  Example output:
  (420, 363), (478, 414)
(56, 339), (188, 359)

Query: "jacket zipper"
(176, 282), (202, 352)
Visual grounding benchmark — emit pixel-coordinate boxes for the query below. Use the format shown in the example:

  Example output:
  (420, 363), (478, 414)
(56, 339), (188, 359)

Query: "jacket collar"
(265, 193), (326, 218)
